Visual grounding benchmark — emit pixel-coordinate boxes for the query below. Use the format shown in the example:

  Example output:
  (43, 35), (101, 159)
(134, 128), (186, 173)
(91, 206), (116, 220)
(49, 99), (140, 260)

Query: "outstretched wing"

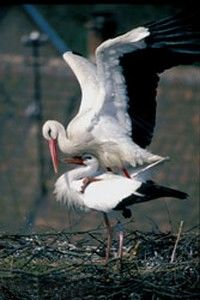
(63, 51), (99, 115)
(94, 9), (200, 148)
(63, 51), (103, 137)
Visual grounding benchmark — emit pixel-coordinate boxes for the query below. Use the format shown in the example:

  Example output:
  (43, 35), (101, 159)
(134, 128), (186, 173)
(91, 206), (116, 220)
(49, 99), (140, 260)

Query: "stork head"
(82, 154), (99, 168)
(65, 154), (99, 170)
(42, 120), (63, 174)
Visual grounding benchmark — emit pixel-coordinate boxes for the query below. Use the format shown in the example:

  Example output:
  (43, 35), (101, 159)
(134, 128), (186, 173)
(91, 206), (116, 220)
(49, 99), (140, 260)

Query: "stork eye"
(83, 155), (93, 160)
(48, 128), (52, 138)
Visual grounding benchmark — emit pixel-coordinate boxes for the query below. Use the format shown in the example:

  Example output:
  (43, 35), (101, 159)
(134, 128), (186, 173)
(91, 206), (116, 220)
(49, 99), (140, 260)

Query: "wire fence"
(0, 52), (199, 234)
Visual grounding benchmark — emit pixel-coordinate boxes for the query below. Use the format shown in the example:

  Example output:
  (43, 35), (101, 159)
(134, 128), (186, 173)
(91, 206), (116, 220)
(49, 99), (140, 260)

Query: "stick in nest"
(170, 220), (184, 263)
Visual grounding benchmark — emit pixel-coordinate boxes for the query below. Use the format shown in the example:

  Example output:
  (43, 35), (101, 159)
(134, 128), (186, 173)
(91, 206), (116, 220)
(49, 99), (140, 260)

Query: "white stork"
(42, 10), (200, 175)
(54, 154), (188, 262)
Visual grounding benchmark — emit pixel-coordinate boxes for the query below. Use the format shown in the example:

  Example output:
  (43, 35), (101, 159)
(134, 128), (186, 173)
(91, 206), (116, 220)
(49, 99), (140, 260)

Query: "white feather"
(53, 155), (144, 213)
(79, 174), (142, 213)
(43, 26), (163, 169)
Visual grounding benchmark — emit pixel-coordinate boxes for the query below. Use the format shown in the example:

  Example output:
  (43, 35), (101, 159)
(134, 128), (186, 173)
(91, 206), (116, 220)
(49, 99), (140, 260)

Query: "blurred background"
(0, 4), (199, 234)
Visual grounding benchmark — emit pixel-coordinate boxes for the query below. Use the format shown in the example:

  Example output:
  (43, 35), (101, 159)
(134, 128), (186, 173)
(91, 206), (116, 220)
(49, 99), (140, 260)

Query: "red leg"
(122, 168), (131, 178)
(80, 177), (101, 193)
(103, 213), (112, 264)
(118, 228), (124, 260)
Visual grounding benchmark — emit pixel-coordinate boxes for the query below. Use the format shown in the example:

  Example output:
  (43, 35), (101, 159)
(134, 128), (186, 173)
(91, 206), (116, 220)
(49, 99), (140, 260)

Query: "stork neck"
(67, 163), (98, 182)
(56, 125), (75, 154)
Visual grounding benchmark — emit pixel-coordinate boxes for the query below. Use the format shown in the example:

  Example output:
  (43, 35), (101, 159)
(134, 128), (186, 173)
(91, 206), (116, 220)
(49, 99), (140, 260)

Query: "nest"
(0, 223), (199, 300)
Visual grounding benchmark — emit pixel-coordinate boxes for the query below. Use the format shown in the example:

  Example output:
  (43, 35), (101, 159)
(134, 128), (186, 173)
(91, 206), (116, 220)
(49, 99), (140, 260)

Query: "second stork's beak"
(48, 139), (59, 173)
(64, 156), (85, 166)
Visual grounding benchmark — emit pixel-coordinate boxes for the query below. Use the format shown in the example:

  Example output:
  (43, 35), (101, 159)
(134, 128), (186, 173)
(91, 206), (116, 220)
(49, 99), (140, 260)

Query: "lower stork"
(54, 154), (188, 262)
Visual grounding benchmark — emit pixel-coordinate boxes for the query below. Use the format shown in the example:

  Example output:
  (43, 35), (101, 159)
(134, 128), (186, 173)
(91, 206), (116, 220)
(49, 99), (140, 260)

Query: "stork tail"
(138, 180), (188, 200)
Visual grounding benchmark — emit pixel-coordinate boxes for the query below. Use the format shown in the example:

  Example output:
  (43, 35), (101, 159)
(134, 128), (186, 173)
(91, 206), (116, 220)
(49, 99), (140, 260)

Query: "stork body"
(42, 10), (200, 173)
(54, 155), (187, 216)
(54, 154), (188, 261)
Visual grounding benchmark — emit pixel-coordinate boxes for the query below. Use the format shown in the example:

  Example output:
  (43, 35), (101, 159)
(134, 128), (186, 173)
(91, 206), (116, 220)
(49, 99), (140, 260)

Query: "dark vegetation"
(0, 223), (199, 299)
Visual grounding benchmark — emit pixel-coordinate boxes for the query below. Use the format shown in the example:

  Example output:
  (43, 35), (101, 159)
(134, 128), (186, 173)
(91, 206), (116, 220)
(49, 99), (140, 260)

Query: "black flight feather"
(120, 8), (200, 148)
(114, 180), (188, 218)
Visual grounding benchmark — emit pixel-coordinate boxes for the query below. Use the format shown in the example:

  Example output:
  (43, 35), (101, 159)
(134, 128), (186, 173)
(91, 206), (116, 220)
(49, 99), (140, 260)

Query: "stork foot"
(122, 168), (131, 178)
(80, 176), (101, 193)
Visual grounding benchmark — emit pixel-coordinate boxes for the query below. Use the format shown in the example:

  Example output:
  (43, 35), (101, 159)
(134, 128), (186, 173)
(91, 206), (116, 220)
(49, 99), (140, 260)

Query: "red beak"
(64, 156), (85, 166)
(48, 139), (59, 173)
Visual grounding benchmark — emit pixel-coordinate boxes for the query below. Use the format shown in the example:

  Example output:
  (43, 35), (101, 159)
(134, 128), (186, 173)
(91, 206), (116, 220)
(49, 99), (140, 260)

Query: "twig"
(170, 220), (184, 263)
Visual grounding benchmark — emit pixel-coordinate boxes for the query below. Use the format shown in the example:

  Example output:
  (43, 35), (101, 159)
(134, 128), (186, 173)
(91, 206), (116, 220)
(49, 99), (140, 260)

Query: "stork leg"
(122, 168), (131, 178)
(103, 213), (112, 264)
(116, 221), (124, 260)
(80, 177), (101, 193)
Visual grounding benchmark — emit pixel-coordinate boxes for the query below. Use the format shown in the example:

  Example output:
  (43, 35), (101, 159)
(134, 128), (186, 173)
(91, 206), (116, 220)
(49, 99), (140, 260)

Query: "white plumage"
(42, 28), (160, 172)
(54, 156), (142, 213)
(42, 10), (200, 174)
(54, 155), (187, 216)
(54, 154), (187, 261)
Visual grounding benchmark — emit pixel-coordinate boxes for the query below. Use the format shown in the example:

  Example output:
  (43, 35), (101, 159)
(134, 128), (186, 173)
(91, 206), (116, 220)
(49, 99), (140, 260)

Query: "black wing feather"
(113, 180), (188, 218)
(120, 8), (200, 148)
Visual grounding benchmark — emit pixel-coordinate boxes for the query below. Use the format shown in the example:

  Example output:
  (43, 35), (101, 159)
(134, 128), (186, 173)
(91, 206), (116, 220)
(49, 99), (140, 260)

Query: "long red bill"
(48, 139), (59, 173)
(64, 157), (85, 165)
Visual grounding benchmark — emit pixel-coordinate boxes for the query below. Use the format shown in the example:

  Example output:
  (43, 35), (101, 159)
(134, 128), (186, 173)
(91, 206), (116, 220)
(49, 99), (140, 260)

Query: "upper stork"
(42, 9), (200, 174)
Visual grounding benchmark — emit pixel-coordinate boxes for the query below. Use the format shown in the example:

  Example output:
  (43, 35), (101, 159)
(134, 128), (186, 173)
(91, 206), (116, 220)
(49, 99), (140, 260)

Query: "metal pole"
(32, 36), (47, 197)
(21, 31), (48, 232)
